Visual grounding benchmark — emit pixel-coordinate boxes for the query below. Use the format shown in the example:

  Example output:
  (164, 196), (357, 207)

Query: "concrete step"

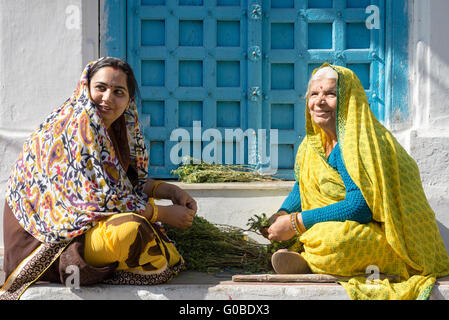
(12, 272), (449, 300)
(2, 182), (449, 301)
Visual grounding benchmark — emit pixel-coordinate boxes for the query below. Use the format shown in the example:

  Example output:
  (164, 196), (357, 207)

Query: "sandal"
(271, 249), (311, 274)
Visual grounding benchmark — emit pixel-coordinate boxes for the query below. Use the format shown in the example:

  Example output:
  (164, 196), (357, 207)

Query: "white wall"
(407, 0), (449, 248)
(0, 0), (98, 250)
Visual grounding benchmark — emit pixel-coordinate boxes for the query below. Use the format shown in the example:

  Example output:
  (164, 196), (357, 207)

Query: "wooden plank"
(232, 273), (401, 283)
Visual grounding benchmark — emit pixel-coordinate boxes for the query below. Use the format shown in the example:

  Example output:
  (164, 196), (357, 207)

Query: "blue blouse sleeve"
(301, 143), (373, 230)
(278, 182), (302, 213)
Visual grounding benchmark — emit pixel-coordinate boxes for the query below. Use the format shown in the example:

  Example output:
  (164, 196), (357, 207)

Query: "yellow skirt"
(299, 221), (436, 300)
(84, 212), (183, 282)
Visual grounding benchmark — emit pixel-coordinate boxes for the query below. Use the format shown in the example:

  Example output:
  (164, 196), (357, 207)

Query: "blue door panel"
(128, 0), (249, 177)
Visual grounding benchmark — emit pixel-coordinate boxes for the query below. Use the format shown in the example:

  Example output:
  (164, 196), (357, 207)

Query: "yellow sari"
(294, 63), (449, 299)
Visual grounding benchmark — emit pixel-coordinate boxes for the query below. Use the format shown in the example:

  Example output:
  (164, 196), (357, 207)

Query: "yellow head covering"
(295, 63), (449, 299)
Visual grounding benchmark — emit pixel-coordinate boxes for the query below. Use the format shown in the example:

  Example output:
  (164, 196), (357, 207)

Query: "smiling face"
(307, 77), (338, 136)
(89, 66), (130, 129)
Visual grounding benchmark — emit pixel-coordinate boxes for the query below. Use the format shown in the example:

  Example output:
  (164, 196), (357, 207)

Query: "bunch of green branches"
(165, 216), (272, 273)
(246, 212), (303, 253)
(171, 158), (280, 183)
(164, 213), (302, 274)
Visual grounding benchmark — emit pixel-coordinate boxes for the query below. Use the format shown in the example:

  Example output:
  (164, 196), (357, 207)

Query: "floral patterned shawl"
(5, 58), (149, 243)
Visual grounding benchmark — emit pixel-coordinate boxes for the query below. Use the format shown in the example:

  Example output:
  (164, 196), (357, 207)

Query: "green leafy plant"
(171, 158), (280, 183)
(246, 212), (271, 230)
(246, 213), (303, 253)
(164, 213), (303, 274)
(165, 216), (272, 273)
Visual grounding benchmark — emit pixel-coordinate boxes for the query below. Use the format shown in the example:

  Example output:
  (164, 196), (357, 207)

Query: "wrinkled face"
(307, 77), (338, 135)
(89, 67), (130, 129)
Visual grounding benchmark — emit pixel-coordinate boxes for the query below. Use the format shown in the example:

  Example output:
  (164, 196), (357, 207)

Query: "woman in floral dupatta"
(1, 57), (196, 300)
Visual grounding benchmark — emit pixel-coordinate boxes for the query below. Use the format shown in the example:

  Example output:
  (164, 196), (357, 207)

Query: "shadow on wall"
(437, 220), (449, 254)
(413, 33), (449, 129)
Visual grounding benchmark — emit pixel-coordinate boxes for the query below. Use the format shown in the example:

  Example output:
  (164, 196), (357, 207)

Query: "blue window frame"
(102, 0), (409, 179)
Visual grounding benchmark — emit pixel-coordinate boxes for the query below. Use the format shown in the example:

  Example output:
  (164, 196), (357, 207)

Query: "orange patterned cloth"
(5, 58), (149, 243)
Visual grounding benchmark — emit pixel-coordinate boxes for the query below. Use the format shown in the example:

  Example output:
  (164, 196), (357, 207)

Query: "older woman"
(1, 57), (197, 300)
(263, 64), (449, 300)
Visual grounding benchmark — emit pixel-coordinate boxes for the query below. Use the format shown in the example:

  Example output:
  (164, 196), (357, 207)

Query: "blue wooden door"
(260, 0), (385, 178)
(124, 0), (386, 179)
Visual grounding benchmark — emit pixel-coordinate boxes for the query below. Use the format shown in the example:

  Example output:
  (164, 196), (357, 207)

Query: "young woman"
(1, 57), (197, 299)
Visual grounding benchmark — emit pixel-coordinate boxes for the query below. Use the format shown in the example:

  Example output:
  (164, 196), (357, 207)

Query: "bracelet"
(149, 202), (159, 223)
(295, 212), (307, 234)
(296, 212), (307, 234)
(290, 212), (300, 235)
(295, 212), (304, 233)
(151, 181), (165, 199)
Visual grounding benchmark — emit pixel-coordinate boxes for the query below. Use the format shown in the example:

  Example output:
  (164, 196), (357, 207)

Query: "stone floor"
(11, 271), (449, 300)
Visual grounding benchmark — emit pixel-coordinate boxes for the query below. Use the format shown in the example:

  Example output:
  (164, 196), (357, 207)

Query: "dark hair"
(88, 57), (140, 102)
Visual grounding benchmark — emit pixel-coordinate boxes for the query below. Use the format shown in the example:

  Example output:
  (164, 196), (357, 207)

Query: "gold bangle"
(149, 202), (159, 223)
(151, 181), (165, 199)
(296, 212), (306, 234)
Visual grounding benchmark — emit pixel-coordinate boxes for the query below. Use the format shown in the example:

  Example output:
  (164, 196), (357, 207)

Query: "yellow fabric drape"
(294, 63), (449, 300)
(84, 200), (182, 275)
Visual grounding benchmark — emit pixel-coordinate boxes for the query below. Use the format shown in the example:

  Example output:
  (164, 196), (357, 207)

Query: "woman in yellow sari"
(264, 63), (449, 300)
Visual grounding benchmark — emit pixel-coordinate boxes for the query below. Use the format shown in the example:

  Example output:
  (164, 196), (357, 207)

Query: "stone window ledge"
(166, 180), (295, 191)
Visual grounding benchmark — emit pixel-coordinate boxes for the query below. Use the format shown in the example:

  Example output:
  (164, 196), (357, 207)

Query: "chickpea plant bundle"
(164, 213), (302, 273)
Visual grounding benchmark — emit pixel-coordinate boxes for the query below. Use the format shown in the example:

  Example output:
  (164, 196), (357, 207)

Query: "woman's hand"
(158, 205), (196, 230)
(267, 214), (296, 242)
(147, 179), (198, 214)
(260, 211), (287, 239)
(142, 179), (198, 229)
(170, 187), (198, 214)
